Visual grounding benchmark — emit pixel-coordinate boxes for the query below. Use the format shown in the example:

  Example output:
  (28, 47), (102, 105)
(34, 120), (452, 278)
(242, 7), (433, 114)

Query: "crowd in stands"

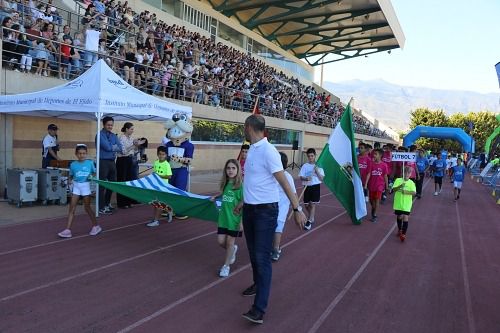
(0, 0), (392, 140)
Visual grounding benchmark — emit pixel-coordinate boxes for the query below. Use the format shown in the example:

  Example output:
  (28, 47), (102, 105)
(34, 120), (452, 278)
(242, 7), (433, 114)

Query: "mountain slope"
(324, 79), (500, 130)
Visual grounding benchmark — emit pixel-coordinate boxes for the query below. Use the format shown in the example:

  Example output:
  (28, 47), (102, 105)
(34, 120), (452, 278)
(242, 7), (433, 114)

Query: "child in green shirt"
(146, 146), (172, 227)
(392, 167), (416, 242)
(210, 159), (243, 278)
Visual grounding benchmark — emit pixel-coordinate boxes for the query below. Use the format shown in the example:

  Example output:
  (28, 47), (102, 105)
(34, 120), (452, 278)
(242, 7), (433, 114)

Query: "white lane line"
(116, 211), (347, 333)
(0, 191), (331, 256)
(0, 220), (151, 256)
(0, 231), (216, 302)
(455, 203), (477, 333)
(307, 179), (431, 333)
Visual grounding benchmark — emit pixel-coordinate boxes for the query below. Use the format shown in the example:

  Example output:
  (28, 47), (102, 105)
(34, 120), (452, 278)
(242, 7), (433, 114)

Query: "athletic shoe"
(370, 216), (377, 223)
(99, 207), (112, 215)
(416, 194), (421, 199)
(400, 233), (406, 242)
(146, 220), (160, 227)
(396, 229), (402, 237)
(219, 265), (230, 277)
(175, 215), (189, 220)
(58, 229), (72, 238)
(434, 192), (438, 196)
(89, 225), (102, 236)
(106, 204), (115, 211)
(304, 221), (312, 230)
(242, 284), (257, 297)
(242, 308), (264, 324)
(230, 244), (238, 265)
(271, 248), (281, 261)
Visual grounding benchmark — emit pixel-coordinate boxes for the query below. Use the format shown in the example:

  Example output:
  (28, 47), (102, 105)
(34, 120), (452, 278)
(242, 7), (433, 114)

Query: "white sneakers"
(89, 225), (102, 236)
(146, 220), (160, 227)
(57, 225), (102, 238)
(434, 191), (438, 196)
(58, 229), (72, 238)
(219, 265), (230, 277)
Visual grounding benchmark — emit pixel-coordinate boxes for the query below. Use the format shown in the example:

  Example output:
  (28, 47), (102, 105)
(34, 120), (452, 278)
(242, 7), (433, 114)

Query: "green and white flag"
(317, 102), (367, 224)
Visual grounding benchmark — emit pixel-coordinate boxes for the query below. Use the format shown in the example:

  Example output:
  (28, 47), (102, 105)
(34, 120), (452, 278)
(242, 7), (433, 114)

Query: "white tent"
(0, 59), (192, 215)
(0, 59), (191, 120)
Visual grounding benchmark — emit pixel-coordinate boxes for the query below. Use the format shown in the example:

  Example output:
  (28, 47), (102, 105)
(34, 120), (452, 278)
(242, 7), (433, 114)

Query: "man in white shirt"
(42, 124), (61, 168)
(239, 115), (306, 324)
(299, 148), (325, 230)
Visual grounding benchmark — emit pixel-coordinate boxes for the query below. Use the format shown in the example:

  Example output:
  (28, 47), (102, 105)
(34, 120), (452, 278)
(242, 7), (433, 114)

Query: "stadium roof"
(207, 0), (405, 66)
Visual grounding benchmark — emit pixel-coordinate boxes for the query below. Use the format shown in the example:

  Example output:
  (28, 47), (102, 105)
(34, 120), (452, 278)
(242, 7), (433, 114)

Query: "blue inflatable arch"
(403, 126), (475, 152)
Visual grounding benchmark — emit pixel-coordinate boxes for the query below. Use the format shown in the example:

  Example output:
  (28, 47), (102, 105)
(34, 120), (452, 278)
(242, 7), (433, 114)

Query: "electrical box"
(7, 169), (38, 207)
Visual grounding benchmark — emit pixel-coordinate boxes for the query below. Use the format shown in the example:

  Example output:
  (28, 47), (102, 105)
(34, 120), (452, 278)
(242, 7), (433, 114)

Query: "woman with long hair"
(116, 122), (145, 208)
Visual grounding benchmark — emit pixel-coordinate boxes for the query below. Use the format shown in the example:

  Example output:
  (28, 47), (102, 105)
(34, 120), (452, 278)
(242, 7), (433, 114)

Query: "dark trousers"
(242, 203), (278, 315)
(116, 156), (136, 207)
(416, 172), (425, 196)
(99, 159), (117, 210)
(170, 167), (189, 190)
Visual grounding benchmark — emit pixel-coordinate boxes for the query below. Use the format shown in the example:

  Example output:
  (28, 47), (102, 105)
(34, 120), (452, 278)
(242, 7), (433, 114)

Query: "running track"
(0, 178), (499, 333)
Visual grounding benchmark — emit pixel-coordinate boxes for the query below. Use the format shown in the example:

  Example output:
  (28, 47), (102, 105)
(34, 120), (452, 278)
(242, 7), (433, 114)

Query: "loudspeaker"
(292, 140), (299, 151)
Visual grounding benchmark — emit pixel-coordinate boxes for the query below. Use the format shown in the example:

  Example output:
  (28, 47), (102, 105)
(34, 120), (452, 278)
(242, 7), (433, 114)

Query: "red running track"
(0, 178), (499, 333)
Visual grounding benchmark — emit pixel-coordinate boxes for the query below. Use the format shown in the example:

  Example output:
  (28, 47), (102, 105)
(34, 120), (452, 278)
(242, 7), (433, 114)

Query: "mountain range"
(324, 79), (500, 131)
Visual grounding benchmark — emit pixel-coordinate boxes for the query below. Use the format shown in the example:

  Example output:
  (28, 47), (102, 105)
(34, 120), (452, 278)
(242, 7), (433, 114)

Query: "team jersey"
(70, 160), (95, 183)
(218, 181), (243, 231)
(433, 159), (446, 177)
(392, 178), (416, 212)
(299, 163), (324, 186)
(367, 161), (388, 192)
(382, 151), (393, 174)
(416, 156), (429, 173)
(357, 154), (372, 184)
(453, 165), (466, 182)
(154, 159), (172, 182)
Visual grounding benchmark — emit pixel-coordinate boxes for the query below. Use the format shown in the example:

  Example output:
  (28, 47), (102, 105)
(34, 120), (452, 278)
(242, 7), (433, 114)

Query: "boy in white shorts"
(272, 152), (297, 261)
(58, 144), (101, 238)
(452, 157), (466, 201)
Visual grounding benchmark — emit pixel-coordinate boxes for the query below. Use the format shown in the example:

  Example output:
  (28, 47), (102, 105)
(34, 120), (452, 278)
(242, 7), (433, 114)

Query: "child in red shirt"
(357, 142), (372, 203)
(365, 149), (389, 222)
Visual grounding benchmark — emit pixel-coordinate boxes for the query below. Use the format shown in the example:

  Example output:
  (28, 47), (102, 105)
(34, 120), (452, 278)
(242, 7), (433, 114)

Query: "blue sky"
(321, 0), (500, 94)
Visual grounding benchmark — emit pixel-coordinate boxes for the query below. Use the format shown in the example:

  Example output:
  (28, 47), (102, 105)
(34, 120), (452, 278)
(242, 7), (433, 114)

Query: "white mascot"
(164, 113), (194, 219)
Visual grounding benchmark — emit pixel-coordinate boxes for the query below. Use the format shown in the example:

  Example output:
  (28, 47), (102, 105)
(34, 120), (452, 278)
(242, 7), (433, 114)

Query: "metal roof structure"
(207, 0), (405, 66)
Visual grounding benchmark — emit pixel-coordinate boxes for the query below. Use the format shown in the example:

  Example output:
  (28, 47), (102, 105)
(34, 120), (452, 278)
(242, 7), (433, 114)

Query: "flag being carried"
(317, 102), (367, 224)
(95, 173), (221, 222)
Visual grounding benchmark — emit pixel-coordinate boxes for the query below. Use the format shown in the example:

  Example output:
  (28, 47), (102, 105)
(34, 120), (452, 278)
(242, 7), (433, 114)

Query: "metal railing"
(1, 27), (393, 140)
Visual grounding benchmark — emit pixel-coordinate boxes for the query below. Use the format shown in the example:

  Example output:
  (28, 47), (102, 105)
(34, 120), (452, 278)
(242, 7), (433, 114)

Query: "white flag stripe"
(328, 121), (367, 220)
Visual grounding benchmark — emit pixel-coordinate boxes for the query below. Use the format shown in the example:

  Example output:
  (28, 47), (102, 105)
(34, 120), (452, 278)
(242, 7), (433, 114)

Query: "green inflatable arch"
(484, 114), (500, 155)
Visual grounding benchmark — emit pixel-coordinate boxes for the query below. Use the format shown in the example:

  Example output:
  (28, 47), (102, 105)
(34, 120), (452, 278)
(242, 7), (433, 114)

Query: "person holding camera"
(42, 123), (61, 168)
(116, 122), (146, 208)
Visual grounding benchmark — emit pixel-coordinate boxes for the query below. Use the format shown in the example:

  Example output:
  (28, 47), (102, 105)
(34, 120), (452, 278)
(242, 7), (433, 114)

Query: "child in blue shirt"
(432, 155), (446, 196)
(58, 144), (101, 238)
(415, 149), (429, 199)
(452, 157), (466, 201)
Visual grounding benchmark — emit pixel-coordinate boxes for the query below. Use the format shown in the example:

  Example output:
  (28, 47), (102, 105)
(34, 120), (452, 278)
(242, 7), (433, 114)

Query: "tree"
(408, 108), (498, 153)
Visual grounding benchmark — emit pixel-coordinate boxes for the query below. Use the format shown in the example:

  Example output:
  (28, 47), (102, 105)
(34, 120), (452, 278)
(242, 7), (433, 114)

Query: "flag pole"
(287, 185), (307, 222)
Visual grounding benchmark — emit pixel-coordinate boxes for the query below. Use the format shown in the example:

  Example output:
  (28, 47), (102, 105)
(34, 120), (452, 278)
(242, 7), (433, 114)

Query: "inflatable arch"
(484, 114), (500, 155)
(403, 126), (475, 152)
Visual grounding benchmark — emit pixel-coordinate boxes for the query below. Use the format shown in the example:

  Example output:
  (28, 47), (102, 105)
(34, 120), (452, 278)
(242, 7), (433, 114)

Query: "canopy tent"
(0, 59), (192, 215)
(0, 59), (191, 120)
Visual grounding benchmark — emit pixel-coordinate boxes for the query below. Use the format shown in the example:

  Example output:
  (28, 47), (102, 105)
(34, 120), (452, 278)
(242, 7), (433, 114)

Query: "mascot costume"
(164, 113), (194, 219)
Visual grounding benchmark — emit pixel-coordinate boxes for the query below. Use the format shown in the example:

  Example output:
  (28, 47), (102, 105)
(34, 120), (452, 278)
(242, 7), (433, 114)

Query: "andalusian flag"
(317, 102), (367, 224)
(95, 173), (220, 222)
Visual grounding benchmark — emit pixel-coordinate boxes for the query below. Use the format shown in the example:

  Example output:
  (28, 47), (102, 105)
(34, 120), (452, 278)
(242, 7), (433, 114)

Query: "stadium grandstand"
(0, 0), (404, 188)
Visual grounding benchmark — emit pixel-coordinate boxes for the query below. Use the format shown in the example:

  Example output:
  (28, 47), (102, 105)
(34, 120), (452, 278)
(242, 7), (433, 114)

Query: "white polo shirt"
(243, 137), (283, 204)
